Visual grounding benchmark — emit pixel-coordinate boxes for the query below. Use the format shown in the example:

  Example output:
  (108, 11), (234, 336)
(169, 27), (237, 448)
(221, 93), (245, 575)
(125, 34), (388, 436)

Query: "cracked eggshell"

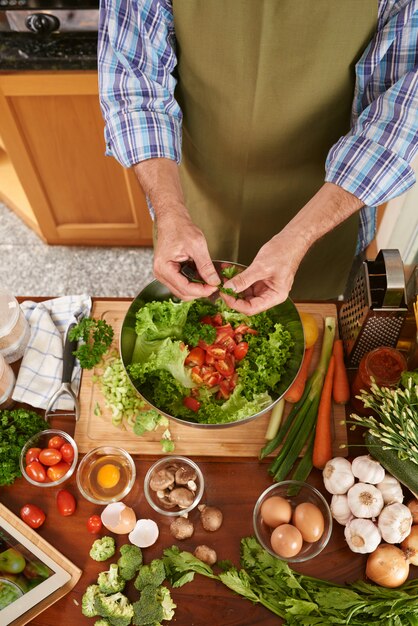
(101, 502), (137, 534)
(129, 519), (159, 548)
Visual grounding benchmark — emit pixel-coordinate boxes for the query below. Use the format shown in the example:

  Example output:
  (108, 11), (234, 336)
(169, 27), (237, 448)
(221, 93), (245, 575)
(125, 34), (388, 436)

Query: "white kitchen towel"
(12, 294), (92, 410)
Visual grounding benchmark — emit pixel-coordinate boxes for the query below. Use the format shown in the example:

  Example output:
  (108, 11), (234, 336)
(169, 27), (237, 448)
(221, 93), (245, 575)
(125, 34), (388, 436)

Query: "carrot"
(332, 339), (350, 404)
(284, 346), (314, 403)
(312, 355), (335, 470)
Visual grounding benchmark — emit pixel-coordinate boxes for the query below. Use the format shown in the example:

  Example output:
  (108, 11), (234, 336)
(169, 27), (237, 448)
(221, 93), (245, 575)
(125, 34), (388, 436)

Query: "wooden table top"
(0, 297), (401, 626)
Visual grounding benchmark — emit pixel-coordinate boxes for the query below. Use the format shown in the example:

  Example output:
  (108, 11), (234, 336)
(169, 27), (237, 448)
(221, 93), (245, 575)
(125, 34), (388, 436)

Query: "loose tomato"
(25, 447), (42, 466)
(25, 461), (47, 483)
(185, 346), (205, 367)
(214, 356), (234, 377)
(60, 443), (75, 464)
(56, 489), (76, 516)
(48, 435), (66, 449)
(20, 504), (46, 529)
(46, 461), (70, 482)
(183, 396), (201, 412)
(87, 514), (102, 534)
(234, 341), (249, 361)
(39, 448), (62, 466)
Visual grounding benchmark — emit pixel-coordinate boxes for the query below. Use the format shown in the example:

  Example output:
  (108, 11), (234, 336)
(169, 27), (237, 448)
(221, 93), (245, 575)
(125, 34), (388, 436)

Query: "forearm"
(133, 158), (190, 222)
(276, 182), (364, 261)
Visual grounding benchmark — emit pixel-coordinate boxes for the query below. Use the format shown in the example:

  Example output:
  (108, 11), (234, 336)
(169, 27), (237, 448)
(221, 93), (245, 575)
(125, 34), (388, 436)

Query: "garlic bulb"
(344, 518), (381, 554)
(351, 455), (385, 484)
(377, 473), (404, 505)
(347, 482), (384, 518)
(330, 494), (353, 525)
(378, 503), (412, 544)
(323, 457), (355, 495)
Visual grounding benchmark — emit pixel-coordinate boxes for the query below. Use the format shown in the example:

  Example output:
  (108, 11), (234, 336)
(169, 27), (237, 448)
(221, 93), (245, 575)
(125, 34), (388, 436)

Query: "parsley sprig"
(69, 317), (114, 369)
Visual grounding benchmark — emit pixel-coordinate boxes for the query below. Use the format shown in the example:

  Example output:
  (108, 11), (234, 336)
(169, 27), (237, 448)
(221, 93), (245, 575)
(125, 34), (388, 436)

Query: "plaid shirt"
(98, 0), (418, 252)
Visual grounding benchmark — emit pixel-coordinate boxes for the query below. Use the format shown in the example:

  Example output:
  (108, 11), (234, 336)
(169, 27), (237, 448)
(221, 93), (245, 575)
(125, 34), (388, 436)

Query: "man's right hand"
(134, 158), (219, 299)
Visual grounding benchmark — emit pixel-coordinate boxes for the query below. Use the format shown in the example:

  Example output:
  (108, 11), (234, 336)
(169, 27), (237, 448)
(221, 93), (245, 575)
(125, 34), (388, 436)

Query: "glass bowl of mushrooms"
(143, 456), (204, 517)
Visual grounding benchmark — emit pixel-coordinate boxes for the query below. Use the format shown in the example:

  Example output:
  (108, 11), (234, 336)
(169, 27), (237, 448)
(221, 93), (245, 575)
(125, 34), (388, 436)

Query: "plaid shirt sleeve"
(325, 0), (418, 251)
(98, 0), (181, 168)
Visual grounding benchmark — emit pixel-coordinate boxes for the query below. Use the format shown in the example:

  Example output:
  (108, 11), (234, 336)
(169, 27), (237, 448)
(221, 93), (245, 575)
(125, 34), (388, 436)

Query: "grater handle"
(373, 249), (406, 308)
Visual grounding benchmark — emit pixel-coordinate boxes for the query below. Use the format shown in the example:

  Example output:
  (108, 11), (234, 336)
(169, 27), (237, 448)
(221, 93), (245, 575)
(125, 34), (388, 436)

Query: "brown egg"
(260, 496), (292, 528)
(270, 524), (303, 558)
(293, 502), (324, 542)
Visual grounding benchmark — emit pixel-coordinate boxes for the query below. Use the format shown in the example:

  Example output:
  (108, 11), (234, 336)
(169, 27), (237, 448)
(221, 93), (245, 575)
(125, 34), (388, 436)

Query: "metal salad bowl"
(120, 261), (304, 429)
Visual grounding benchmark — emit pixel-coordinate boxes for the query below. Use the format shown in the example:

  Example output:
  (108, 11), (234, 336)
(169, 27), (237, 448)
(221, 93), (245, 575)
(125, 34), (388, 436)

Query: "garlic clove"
(351, 455), (385, 484)
(330, 494), (353, 526)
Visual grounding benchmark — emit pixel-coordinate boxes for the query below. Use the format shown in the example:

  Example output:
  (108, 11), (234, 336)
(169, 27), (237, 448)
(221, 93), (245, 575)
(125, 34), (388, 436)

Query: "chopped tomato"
(206, 373), (223, 387)
(234, 323), (258, 336)
(215, 324), (234, 341)
(217, 335), (237, 353)
(214, 356), (234, 378)
(206, 345), (227, 359)
(229, 371), (239, 390)
(185, 346), (205, 367)
(200, 315), (214, 325)
(205, 351), (216, 365)
(183, 396), (201, 412)
(191, 366), (204, 384)
(212, 313), (223, 326)
(234, 341), (249, 361)
(198, 339), (210, 351)
(217, 379), (231, 400)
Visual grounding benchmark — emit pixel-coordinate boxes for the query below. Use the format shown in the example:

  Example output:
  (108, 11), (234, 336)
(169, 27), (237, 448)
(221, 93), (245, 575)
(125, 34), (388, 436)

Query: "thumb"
(223, 266), (259, 293)
(194, 256), (220, 287)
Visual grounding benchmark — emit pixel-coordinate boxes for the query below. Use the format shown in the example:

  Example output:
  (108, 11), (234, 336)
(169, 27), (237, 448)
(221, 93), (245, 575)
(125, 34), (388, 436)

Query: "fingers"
(221, 289), (288, 315)
(194, 258), (220, 287)
(223, 265), (259, 294)
(154, 265), (218, 300)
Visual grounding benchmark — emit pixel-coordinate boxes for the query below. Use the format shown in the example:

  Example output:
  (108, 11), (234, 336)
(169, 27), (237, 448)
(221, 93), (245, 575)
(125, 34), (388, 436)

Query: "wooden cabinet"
(0, 71), (153, 245)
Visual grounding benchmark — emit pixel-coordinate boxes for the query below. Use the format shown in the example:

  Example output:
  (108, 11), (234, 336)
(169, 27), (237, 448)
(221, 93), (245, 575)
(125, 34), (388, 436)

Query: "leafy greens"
(128, 298), (296, 424)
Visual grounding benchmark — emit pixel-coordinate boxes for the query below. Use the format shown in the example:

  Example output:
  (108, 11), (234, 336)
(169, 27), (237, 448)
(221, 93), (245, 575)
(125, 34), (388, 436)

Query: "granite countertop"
(0, 32), (97, 70)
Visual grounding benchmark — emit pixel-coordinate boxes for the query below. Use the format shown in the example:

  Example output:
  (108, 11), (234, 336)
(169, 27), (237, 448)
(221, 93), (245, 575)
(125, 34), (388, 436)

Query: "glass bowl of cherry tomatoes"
(20, 429), (78, 487)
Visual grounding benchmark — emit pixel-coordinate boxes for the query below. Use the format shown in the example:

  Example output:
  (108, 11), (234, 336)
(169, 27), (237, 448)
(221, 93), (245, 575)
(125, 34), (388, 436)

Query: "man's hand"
(222, 183), (364, 315)
(134, 158), (219, 299)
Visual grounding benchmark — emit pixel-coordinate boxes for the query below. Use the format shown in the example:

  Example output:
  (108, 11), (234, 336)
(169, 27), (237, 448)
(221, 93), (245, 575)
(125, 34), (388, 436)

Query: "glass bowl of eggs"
(253, 480), (332, 563)
(76, 446), (136, 505)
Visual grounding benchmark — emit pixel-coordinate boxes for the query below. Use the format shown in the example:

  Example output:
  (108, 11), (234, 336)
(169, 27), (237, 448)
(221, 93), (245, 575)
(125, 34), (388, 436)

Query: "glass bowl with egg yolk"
(76, 446), (136, 505)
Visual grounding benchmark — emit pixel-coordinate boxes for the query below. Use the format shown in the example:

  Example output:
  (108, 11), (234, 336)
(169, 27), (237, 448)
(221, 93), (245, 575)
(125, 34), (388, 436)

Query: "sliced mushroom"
(149, 469), (175, 492)
(169, 487), (195, 508)
(175, 466), (197, 485)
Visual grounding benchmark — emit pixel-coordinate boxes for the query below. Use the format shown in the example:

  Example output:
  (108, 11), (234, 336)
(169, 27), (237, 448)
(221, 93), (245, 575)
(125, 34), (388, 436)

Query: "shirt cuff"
(325, 135), (416, 207)
(104, 110), (182, 169)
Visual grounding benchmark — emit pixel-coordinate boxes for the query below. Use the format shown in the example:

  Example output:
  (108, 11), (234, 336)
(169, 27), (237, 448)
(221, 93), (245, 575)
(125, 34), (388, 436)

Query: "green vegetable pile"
(69, 317), (114, 369)
(127, 298), (299, 424)
(82, 540), (176, 626)
(94, 352), (174, 453)
(0, 408), (47, 486)
(163, 536), (418, 625)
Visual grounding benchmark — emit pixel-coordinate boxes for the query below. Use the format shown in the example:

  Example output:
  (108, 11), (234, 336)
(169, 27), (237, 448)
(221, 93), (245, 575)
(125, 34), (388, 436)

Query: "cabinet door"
(0, 72), (152, 245)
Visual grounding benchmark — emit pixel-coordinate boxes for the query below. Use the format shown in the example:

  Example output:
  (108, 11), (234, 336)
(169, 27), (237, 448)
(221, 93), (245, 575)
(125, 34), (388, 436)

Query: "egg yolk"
(97, 463), (120, 489)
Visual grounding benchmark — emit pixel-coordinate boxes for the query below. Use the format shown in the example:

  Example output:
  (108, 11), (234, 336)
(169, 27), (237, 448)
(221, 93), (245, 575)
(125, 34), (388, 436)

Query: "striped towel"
(12, 294), (92, 410)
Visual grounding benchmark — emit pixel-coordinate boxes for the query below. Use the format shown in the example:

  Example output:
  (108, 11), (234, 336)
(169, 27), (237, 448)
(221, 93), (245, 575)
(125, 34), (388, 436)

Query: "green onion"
(262, 316), (336, 482)
(264, 398), (285, 440)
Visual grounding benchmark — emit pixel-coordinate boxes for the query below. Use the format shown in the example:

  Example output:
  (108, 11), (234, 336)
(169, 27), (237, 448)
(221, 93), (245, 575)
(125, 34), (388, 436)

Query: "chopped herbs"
(69, 317), (114, 369)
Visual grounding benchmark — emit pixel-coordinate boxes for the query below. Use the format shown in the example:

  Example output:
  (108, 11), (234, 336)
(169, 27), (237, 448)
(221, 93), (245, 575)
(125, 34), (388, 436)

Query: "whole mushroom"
(169, 488), (195, 509)
(194, 545), (217, 565)
(170, 516), (194, 540)
(199, 505), (223, 531)
(149, 469), (175, 492)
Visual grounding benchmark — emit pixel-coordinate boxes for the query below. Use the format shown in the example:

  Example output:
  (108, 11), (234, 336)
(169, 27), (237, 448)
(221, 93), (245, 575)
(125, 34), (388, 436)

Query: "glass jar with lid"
(0, 352), (16, 409)
(0, 289), (30, 363)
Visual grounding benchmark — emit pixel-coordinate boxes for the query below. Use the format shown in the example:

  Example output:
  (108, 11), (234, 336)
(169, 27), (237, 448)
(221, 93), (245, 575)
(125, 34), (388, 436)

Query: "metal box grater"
(339, 249), (408, 368)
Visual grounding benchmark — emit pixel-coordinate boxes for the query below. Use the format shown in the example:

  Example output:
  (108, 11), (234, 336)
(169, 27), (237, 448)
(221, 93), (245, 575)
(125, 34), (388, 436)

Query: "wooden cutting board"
(75, 300), (347, 457)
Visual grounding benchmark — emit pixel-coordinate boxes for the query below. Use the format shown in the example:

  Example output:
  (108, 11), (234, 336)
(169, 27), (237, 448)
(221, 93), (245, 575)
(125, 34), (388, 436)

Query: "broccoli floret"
(117, 543), (143, 581)
(94, 620), (111, 626)
(82, 584), (100, 617)
(132, 585), (176, 626)
(90, 536), (116, 562)
(95, 591), (134, 626)
(134, 559), (166, 591)
(98, 563), (126, 594)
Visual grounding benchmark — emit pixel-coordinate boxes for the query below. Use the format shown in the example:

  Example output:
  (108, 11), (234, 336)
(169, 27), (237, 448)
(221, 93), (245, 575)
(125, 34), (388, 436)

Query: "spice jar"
(0, 290), (30, 363)
(0, 352), (16, 409)
(351, 346), (407, 414)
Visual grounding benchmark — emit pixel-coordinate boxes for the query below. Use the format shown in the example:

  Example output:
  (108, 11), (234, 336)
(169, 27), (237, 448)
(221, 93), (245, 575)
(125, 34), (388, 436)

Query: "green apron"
(172, 0), (377, 299)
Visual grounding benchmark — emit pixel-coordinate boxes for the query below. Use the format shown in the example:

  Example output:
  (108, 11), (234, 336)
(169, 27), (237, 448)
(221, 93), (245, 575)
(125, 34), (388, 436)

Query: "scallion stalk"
(264, 398), (285, 440)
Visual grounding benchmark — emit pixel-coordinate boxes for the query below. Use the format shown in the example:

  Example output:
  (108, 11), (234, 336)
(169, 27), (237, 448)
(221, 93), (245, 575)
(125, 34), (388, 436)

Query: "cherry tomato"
(46, 461), (71, 482)
(184, 346), (205, 367)
(86, 515), (102, 534)
(215, 324), (235, 340)
(234, 341), (249, 361)
(214, 356), (235, 377)
(39, 448), (62, 466)
(217, 335), (237, 353)
(59, 443), (74, 464)
(206, 345), (227, 359)
(25, 447), (42, 465)
(20, 504), (46, 529)
(183, 396), (201, 412)
(56, 489), (76, 516)
(48, 435), (66, 449)
(25, 461), (47, 483)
